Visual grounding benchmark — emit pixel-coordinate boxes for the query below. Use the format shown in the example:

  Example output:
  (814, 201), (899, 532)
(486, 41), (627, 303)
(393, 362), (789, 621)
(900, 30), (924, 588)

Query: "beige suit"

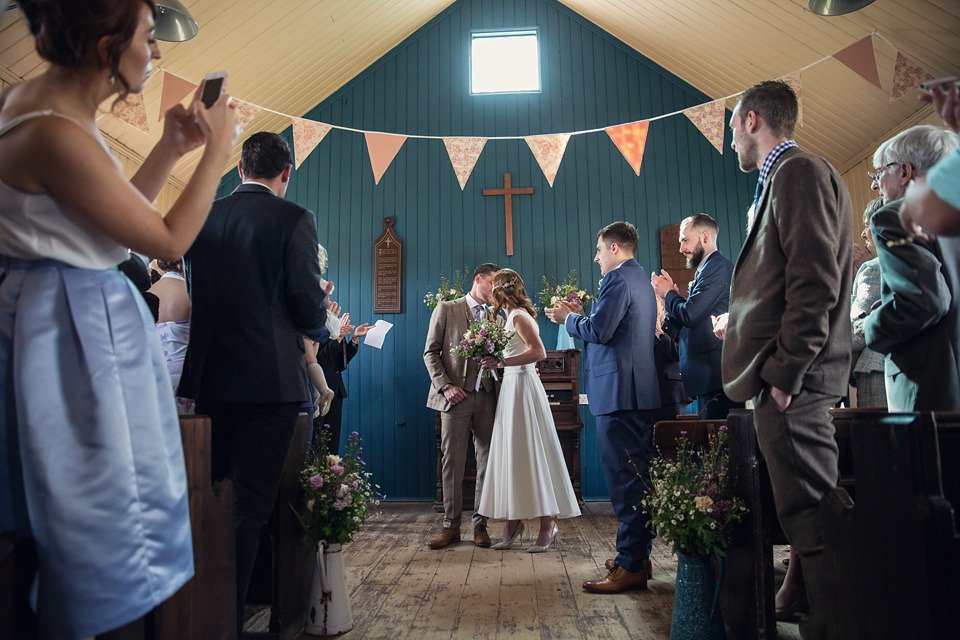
(423, 297), (496, 529)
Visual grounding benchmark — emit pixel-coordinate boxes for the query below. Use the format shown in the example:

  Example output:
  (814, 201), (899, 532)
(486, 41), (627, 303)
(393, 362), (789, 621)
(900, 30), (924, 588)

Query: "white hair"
(316, 244), (328, 274)
(873, 125), (959, 177)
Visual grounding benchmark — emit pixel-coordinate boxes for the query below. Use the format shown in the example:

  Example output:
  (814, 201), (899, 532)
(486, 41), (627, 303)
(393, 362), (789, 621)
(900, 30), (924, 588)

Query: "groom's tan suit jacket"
(423, 297), (496, 412)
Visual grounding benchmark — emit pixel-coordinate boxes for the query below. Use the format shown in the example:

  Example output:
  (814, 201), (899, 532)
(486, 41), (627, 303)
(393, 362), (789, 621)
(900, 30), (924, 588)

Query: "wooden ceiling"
(1, 0), (957, 190)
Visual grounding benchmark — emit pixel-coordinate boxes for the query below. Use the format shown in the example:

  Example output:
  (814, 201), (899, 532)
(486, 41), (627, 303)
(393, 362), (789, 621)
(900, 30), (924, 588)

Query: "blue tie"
(754, 179), (764, 205)
(473, 305), (484, 322)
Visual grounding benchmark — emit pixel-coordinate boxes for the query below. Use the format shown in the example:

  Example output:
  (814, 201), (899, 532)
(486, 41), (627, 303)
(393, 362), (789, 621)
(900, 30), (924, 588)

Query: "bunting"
(292, 118), (332, 169)
(683, 100), (726, 154)
(442, 137), (487, 190)
(890, 52), (934, 102)
(780, 71), (803, 127)
(605, 121), (650, 174)
(364, 132), (407, 185)
(832, 36), (881, 90)
(525, 134), (570, 187)
(233, 99), (264, 130)
(112, 93), (149, 133)
(158, 71), (197, 121)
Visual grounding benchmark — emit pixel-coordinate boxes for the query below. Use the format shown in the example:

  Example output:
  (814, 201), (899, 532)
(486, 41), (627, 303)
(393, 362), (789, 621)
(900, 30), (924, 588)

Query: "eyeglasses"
(868, 162), (899, 182)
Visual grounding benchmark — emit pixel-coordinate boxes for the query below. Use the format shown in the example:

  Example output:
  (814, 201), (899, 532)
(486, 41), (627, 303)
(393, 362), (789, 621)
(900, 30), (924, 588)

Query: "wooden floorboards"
(283, 501), (802, 640)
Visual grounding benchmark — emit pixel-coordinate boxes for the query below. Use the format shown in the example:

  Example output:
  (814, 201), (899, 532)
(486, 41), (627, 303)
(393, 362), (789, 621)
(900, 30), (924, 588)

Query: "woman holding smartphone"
(0, 1), (238, 638)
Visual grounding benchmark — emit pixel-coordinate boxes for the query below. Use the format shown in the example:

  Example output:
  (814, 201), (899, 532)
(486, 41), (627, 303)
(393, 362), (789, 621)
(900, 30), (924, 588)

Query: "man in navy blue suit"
(546, 221), (660, 593)
(651, 213), (742, 419)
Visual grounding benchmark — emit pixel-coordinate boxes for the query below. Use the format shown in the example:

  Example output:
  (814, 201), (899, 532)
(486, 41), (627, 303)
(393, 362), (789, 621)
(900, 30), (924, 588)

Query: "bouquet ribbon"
(474, 365), (499, 391)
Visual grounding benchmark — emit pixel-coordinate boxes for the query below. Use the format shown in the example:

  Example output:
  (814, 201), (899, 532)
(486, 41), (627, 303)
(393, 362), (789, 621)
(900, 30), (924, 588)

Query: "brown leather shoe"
(427, 528), (461, 549)
(583, 566), (648, 593)
(605, 557), (652, 578)
(473, 524), (492, 548)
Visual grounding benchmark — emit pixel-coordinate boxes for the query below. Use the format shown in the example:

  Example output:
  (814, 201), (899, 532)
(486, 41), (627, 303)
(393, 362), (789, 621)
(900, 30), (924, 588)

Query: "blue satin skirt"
(0, 258), (193, 639)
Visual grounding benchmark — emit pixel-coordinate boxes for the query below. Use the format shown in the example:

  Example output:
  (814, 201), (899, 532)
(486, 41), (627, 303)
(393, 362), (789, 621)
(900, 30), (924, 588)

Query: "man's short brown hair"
(681, 213), (719, 237)
(597, 221), (639, 255)
(473, 263), (499, 279)
(734, 80), (798, 139)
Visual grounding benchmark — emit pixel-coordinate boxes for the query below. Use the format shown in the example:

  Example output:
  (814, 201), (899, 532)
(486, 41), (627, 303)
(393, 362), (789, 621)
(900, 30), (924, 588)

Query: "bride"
(478, 269), (581, 552)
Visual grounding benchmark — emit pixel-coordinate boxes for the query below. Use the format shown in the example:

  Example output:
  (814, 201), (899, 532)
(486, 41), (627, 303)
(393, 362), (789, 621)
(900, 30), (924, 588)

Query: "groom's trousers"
(439, 387), (495, 529)
(596, 408), (656, 573)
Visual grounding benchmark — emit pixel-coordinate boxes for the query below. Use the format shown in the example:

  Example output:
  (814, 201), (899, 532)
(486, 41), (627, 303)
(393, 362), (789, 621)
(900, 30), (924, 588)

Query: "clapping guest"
(653, 292), (689, 422)
(850, 199), (887, 408)
(314, 311), (370, 454)
(150, 259), (194, 414)
(0, 1), (239, 638)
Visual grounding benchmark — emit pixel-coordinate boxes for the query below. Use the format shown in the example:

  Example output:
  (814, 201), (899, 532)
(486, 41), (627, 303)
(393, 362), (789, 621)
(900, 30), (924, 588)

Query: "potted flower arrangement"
(424, 266), (471, 310)
(293, 427), (383, 636)
(452, 319), (514, 389)
(537, 270), (593, 349)
(641, 425), (747, 639)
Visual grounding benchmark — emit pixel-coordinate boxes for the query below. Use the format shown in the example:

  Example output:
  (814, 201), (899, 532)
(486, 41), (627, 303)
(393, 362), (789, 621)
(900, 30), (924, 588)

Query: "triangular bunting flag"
(780, 71), (803, 127)
(605, 121), (650, 175)
(890, 52), (934, 102)
(525, 134), (570, 187)
(158, 71), (197, 121)
(832, 36), (881, 90)
(683, 100), (726, 154)
(233, 99), (264, 130)
(442, 137), (487, 190)
(292, 118), (332, 169)
(364, 132), (407, 185)
(112, 93), (149, 133)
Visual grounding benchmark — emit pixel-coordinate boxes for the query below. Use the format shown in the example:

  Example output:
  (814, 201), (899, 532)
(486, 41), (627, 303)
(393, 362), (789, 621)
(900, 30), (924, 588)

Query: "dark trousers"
(595, 408), (656, 573)
(313, 394), (345, 454)
(201, 401), (300, 637)
(696, 388), (744, 419)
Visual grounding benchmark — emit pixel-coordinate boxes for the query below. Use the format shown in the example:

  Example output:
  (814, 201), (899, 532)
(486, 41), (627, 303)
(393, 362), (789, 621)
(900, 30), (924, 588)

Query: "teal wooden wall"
(217, 0), (754, 500)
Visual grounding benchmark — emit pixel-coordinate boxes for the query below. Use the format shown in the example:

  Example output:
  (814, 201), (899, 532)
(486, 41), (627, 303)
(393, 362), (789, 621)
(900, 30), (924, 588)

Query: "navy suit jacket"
(664, 250), (733, 396)
(565, 259), (660, 416)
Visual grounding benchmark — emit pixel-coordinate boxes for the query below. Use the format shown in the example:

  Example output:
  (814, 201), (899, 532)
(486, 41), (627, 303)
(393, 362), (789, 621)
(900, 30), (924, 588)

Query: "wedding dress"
(478, 309), (581, 520)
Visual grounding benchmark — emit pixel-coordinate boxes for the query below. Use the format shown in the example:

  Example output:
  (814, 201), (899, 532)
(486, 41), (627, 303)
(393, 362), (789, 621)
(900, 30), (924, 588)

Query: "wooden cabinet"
(433, 349), (585, 512)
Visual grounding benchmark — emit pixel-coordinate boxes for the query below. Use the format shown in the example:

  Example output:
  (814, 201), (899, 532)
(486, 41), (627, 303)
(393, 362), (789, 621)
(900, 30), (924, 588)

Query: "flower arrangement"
(292, 426), (383, 547)
(640, 426), (748, 558)
(452, 319), (514, 380)
(424, 266), (471, 310)
(538, 270), (593, 311)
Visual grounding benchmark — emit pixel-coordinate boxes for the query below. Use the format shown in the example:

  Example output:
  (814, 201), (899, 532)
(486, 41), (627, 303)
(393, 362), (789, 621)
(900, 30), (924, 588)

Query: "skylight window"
(470, 29), (541, 95)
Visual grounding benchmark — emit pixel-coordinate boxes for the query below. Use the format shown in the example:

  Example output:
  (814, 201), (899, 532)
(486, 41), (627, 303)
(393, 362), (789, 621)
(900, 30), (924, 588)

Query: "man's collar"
(758, 140), (798, 187)
(696, 248), (719, 273)
(465, 292), (483, 308)
(240, 180), (275, 193)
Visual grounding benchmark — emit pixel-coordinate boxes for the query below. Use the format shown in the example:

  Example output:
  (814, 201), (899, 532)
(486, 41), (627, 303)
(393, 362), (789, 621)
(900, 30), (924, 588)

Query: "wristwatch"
(440, 384), (450, 394)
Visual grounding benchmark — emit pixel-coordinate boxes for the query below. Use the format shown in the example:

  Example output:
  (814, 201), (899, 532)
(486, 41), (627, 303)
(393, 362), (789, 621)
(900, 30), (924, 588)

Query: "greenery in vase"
(640, 426), (748, 558)
(424, 265), (471, 310)
(538, 269), (593, 311)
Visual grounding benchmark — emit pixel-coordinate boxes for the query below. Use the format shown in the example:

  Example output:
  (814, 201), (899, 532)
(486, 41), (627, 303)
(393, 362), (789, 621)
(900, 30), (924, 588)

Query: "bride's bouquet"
(452, 319), (514, 389)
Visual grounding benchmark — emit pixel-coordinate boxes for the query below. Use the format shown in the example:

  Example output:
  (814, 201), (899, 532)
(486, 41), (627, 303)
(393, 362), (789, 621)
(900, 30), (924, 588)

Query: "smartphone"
(200, 71), (227, 108)
(918, 76), (960, 93)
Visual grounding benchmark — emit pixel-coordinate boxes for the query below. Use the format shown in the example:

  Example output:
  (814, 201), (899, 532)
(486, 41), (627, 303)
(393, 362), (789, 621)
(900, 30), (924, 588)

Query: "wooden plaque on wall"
(374, 217), (402, 314)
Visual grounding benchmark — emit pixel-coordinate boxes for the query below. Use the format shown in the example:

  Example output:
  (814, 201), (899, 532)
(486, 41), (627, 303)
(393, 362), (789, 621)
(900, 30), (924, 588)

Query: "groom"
(423, 263), (500, 549)
(546, 221), (660, 593)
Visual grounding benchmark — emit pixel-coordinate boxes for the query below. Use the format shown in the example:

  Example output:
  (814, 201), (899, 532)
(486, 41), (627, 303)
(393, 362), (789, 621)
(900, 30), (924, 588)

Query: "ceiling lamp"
(155, 0), (198, 42)
(808, 0), (876, 16)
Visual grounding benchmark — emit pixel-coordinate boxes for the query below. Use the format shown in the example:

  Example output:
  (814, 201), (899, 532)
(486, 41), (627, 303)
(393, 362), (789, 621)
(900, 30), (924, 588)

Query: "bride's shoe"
(527, 523), (559, 553)
(491, 521), (525, 550)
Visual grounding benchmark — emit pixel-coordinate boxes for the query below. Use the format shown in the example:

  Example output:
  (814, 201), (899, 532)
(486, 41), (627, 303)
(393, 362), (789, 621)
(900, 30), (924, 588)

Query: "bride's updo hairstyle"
(19, 0), (157, 101)
(490, 269), (537, 321)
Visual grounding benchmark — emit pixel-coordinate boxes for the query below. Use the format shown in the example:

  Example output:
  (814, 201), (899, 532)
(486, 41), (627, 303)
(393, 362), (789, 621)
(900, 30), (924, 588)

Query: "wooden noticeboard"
(373, 217), (402, 314)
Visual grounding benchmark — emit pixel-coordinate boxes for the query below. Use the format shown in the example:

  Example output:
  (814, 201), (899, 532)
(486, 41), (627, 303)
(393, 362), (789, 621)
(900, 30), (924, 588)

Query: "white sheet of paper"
(362, 319), (393, 349)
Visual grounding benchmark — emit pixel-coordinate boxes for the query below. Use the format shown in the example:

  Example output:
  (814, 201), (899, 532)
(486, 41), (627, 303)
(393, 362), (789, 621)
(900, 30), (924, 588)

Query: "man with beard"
(651, 214), (740, 418)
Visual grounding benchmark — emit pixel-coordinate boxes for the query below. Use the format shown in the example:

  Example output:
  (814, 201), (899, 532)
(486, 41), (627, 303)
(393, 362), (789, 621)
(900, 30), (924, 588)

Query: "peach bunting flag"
(442, 137), (487, 190)
(364, 132), (407, 185)
(832, 36), (882, 90)
(605, 121), (650, 174)
(112, 93), (149, 133)
(158, 71), (197, 121)
(233, 99), (263, 130)
(292, 118), (332, 169)
(780, 71), (803, 127)
(890, 52), (934, 102)
(683, 100), (726, 154)
(525, 134), (570, 187)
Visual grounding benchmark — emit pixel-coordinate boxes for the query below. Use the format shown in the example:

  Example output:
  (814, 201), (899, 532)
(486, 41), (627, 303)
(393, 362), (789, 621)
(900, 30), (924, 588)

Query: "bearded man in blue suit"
(546, 221), (660, 593)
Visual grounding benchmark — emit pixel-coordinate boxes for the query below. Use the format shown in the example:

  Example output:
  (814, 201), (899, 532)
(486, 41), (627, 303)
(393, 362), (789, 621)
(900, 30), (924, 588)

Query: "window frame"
(469, 27), (542, 96)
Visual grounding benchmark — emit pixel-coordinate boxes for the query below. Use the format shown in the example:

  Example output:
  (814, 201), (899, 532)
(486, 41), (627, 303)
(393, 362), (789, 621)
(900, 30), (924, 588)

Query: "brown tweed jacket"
(423, 296), (496, 412)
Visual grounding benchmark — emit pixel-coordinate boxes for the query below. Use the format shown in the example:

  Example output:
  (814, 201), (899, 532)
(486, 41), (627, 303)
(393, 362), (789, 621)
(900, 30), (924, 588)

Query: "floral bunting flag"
(292, 118), (332, 169)
(525, 133), (571, 187)
(605, 121), (650, 174)
(683, 100), (726, 154)
(780, 71), (803, 127)
(364, 132), (407, 185)
(112, 93), (149, 133)
(158, 71), (197, 121)
(832, 36), (882, 90)
(442, 137), (487, 190)
(233, 99), (264, 130)
(890, 52), (934, 102)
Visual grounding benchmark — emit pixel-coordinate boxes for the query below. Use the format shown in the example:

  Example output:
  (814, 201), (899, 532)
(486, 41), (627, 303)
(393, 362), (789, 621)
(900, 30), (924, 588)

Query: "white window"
(470, 29), (541, 95)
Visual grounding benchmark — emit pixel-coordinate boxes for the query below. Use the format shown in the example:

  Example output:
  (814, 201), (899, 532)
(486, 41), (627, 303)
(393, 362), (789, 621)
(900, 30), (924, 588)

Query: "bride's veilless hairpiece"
(493, 279), (519, 291)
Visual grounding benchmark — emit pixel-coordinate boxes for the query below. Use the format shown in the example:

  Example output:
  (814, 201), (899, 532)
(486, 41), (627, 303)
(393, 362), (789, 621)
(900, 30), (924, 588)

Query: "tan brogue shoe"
(473, 524), (492, 548)
(604, 557), (653, 578)
(582, 566), (648, 593)
(427, 528), (461, 549)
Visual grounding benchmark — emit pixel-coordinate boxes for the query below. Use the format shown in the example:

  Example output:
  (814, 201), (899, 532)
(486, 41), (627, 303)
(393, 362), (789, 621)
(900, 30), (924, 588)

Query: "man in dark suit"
(722, 81), (852, 640)
(546, 221), (660, 594)
(651, 213), (740, 418)
(180, 132), (330, 636)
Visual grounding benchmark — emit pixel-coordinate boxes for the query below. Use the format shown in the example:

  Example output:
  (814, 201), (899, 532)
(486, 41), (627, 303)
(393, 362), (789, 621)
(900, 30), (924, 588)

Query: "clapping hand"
(545, 301), (575, 324)
(350, 322), (371, 345)
(326, 299), (341, 319)
(337, 312), (355, 340)
(651, 270), (679, 298)
(711, 313), (728, 340)
(852, 244), (874, 272)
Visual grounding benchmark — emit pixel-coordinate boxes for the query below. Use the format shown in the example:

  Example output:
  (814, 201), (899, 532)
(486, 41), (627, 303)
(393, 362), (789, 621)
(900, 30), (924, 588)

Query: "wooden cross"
(482, 173), (534, 256)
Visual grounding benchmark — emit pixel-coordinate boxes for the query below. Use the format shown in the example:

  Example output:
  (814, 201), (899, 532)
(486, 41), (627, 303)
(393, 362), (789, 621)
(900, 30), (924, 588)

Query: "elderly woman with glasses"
(862, 125), (960, 411)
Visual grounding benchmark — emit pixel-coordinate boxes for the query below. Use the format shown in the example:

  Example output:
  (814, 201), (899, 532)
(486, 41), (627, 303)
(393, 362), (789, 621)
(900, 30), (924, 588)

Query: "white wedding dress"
(478, 309), (581, 520)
